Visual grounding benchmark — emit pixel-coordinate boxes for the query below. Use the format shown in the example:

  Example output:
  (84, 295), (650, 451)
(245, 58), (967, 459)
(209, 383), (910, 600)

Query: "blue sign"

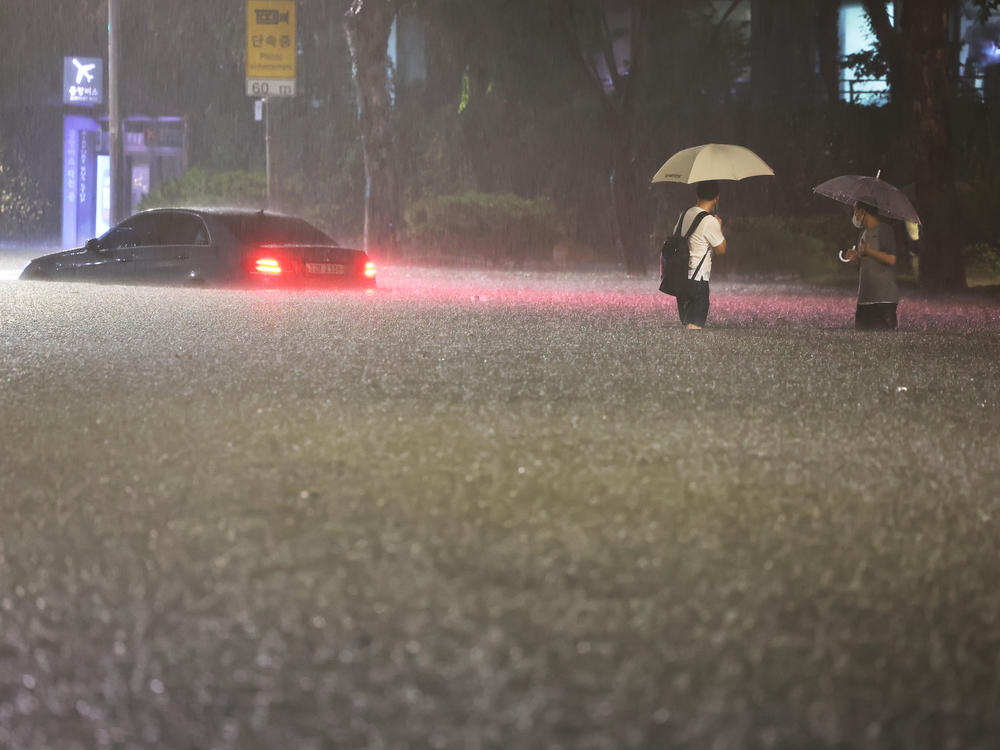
(95, 155), (111, 237)
(63, 57), (103, 106)
(76, 129), (99, 241)
(62, 115), (102, 247)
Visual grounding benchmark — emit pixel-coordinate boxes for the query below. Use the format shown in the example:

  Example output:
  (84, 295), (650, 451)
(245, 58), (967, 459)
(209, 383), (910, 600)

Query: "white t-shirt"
(674, 207), (725, 281)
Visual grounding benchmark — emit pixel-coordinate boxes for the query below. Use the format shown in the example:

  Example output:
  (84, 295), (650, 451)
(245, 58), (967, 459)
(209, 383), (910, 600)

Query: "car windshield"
(219, 215), (335, 246)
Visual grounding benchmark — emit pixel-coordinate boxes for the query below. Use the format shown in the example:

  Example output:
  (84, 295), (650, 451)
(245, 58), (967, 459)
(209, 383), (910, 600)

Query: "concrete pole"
(108, 0), (122, 223)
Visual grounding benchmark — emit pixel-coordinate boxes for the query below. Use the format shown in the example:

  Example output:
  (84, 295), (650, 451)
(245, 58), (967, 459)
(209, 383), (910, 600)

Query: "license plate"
(305, 262), (345, 275)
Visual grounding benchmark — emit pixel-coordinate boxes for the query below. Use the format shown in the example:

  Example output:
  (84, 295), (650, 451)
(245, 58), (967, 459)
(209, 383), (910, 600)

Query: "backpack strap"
(691, 245), (711, 280)
(685, 210), (711, 280)
(683, 209), (709, 240)
(673, 208), (709, 240)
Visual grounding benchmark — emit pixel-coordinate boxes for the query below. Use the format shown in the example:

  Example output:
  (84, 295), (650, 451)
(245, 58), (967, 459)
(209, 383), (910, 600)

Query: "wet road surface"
(2, 265), (999, 749)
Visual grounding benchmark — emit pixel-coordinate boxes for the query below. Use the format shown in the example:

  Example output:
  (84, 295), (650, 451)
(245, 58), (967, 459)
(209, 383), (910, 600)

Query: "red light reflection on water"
(380, 271), (1000, 333)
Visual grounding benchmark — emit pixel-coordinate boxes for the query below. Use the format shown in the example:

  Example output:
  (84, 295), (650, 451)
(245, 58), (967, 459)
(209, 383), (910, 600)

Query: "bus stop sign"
(246, 0), (296, 97)
(63, 57), (103, 106)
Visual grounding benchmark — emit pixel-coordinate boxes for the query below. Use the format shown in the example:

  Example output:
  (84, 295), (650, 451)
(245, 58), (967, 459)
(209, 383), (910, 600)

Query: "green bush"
(138, 167), (266, 211)
(405, 191), (564, 265)
(712, 214), (857, 281)
(956, 179), (1000, 249)
(963, 242), (1000, 280)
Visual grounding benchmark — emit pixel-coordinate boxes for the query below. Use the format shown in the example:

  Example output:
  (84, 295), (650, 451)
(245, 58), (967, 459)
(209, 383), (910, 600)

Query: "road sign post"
(246, 0), (297, 207)
(108, 0), (122, 225)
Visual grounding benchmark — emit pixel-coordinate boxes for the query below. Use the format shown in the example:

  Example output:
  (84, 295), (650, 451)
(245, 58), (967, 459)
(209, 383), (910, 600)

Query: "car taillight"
(364, 261), (376, 278)
(254, 257), (282, 275)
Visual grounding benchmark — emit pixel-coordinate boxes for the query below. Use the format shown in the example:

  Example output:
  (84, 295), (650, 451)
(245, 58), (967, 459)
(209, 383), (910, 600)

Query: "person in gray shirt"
(842, 201), (899, 330)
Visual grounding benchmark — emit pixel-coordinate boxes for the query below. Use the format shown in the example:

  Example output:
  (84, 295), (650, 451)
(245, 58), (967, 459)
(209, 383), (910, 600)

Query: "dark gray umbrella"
(812, 171), (921, 224)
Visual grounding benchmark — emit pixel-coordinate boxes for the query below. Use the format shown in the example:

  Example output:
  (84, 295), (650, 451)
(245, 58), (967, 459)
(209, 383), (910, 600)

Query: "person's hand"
(844, 246), (859, 261)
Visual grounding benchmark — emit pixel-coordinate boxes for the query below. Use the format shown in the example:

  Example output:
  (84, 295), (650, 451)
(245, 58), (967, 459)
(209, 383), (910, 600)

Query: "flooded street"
(2, 266), (1000, 749)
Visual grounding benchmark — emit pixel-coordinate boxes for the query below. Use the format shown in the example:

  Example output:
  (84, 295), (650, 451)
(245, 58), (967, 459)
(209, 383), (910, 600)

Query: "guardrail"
(841, 75), (993, 105)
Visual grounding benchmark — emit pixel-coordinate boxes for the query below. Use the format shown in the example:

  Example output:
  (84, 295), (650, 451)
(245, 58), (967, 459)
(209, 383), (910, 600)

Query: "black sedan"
(20, 208), (376, 289)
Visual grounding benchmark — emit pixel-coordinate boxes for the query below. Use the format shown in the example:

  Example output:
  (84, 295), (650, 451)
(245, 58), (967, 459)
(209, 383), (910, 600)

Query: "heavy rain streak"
(2, 2), (1000, 749)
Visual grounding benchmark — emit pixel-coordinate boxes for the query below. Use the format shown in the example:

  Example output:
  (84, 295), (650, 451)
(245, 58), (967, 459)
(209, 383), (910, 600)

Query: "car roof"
(134, 207), (295, 220)
(125, 208), (340, 246)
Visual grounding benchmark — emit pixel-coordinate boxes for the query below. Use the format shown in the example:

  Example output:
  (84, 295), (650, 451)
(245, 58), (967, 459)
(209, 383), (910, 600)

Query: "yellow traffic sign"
(246, 0), (296, 96)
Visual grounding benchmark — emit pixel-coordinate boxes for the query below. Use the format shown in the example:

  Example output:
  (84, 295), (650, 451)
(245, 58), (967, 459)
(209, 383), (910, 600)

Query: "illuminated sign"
(95, 155), (111, 237)
(123, 118), (186, 150)
(246, 0), (296, 96)
(63, 57), (103, 105)
(62, 115), (102, 247)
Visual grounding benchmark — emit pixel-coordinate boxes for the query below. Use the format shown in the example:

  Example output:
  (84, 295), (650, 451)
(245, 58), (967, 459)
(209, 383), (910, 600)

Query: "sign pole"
(264, 97), (272, 207)
(108, 0), (122, 224)
(246, 0), (296, 211)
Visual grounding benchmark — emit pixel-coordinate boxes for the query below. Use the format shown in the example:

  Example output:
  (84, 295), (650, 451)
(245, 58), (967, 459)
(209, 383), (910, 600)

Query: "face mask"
(852, 212), (863, 229)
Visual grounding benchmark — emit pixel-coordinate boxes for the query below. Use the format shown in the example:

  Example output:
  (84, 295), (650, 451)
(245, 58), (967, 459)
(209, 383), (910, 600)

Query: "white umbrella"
(651, 143), (775, 184)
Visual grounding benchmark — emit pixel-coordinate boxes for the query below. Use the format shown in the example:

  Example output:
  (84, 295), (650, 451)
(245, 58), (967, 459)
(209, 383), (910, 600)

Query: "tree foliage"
(0, 142), (49, 236)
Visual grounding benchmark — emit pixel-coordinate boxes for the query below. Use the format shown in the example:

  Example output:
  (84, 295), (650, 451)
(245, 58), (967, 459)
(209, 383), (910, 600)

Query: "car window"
(96, 224), (135, 250)
(152, 213), (211, 246)
(218, 215), (335, 245)
(99, 215), (159, 249)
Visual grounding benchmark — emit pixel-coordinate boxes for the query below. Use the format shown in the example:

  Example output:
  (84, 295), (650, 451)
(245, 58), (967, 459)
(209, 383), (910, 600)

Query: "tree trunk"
(814, 0), (842, 103)
(749, 0), (826, 211)
(344, 0), (400, 256)
(751, 0), (819, 103)
(910, 0), (966, 290)
(606, 107), (645, 276)
(608, 2), (648, 276)
(861, 0), (914, 175)
(551, 0), (649, 276)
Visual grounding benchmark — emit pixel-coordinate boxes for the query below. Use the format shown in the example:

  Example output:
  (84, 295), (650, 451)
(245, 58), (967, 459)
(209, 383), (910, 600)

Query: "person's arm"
(858, 238), (895, 265)
(707, 215), (726, 255)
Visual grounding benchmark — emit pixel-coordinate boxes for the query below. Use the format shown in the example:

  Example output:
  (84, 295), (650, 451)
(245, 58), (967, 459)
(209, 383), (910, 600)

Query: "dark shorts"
(856, 302), (898, 331)
(677, 280), (710, 326)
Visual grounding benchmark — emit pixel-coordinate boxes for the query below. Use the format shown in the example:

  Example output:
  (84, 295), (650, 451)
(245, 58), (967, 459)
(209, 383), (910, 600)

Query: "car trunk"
(248, 245), (370, 282)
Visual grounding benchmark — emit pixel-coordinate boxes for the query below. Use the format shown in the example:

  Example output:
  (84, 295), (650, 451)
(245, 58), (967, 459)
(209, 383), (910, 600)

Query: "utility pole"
(108, 0), (122, 224)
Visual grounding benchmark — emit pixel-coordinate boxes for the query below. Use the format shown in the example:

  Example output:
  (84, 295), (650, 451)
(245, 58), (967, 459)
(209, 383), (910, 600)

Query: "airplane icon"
(72, 58), (95, 84)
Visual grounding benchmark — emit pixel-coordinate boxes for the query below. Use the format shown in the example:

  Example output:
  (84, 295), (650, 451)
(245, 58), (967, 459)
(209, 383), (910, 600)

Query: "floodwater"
(2, 259), (999, 749)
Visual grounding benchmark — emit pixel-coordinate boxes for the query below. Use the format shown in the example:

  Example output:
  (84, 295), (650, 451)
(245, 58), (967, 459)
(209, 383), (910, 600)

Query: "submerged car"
(20, 208), (376, 289)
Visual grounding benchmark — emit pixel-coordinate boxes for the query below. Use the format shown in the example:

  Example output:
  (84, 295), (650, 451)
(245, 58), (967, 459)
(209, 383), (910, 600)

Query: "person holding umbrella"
(673, 180), (726, 329)
(841, 200), (899, 331)
(814, 171), (920, 332)
(651, 144), (775, 329)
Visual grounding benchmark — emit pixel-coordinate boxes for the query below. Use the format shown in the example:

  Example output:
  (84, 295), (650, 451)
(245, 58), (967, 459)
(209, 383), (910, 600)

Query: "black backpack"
(658, 209), (708, 297)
